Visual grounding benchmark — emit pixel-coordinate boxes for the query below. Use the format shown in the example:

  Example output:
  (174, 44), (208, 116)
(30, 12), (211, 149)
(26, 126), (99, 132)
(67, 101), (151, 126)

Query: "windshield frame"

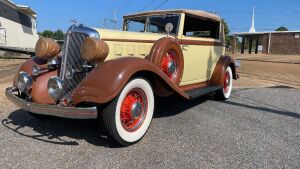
(123, 13), (181, 35)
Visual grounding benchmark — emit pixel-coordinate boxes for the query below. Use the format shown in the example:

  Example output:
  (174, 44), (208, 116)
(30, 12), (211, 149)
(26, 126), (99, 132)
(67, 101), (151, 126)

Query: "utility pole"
(111, 9), (117, 30)
(103, 18), (107, 29)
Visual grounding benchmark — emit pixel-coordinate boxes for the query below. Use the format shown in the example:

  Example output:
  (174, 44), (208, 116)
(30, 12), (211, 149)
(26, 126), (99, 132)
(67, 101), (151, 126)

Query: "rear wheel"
(216, 66), (233, 100)
(101, 78), (154, 146)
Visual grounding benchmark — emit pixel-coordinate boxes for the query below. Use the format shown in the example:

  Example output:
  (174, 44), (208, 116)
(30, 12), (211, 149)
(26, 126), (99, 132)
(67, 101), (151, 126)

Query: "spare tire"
(148, 37), (184, 86)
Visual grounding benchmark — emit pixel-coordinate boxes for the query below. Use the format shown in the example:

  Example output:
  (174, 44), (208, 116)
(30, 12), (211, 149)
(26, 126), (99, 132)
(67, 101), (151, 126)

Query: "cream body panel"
(94, 28), (225, 87)
(180, 43), (211, 85)
(95, 28), (165, 60)
(180, 36), (224, 85)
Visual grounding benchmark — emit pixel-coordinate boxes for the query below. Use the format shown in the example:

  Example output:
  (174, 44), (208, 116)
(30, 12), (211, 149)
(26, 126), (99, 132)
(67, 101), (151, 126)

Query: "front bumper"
(5, 87), (98, 119)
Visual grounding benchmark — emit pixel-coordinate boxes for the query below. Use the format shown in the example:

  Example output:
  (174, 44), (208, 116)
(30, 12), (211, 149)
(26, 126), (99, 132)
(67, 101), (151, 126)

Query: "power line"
(140, 0), (157, 11)
(153, 0), (169, 10)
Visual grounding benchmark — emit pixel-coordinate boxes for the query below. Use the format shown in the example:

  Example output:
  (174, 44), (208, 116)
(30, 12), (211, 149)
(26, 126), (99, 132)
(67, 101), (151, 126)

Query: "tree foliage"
(40, 29), (65, 40)
(53, 29), (65, 40)
(275, 26), (288, 31)
(41, 30), (54, 38)
(222, 19), (230, 35)
(222, 19), (231, 48)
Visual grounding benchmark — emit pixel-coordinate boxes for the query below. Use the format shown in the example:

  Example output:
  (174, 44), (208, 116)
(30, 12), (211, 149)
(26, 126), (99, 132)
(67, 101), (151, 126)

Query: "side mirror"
(165, 23), (174, 36)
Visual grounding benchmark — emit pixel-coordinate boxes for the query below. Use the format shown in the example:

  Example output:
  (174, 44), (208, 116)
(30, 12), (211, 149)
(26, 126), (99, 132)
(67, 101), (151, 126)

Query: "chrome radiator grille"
(60, 31), (88, 100)
(59, 25), (100, 101)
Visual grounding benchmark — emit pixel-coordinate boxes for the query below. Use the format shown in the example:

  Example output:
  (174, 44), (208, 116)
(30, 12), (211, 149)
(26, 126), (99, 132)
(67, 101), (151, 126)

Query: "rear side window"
(183, 15), (220, 39)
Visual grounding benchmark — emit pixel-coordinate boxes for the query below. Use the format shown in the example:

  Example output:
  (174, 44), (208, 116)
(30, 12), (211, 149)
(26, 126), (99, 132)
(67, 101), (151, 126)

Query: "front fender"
(14, 57), (57, 104)
(72, 57), (189, 105)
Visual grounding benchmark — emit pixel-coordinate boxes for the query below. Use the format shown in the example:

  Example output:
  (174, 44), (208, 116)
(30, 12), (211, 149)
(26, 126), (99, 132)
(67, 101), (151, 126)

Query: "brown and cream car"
(6, 9), (238, 146)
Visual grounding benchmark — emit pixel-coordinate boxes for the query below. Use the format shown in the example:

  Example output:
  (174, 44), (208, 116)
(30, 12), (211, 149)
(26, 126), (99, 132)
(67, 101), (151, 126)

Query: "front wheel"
(215, 66), (233, 100)
(101, 78), (154, 146)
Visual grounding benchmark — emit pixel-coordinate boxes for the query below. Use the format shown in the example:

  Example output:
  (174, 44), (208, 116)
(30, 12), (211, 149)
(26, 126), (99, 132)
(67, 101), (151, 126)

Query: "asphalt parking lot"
(0, 85), (299, 168)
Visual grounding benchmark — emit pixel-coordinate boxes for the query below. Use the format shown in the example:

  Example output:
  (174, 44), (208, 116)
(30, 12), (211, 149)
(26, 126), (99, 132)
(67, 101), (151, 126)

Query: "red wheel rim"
(120, 88), (148, 132)
(161, 50), (178, 81)
(224, 71), (230, 93)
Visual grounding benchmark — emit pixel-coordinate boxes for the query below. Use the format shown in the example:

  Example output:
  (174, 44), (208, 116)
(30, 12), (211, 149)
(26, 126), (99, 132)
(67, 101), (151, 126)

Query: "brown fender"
(72, 57), (189, 105)
(209, 55), (237, 86)
(14, 57), (57, 104)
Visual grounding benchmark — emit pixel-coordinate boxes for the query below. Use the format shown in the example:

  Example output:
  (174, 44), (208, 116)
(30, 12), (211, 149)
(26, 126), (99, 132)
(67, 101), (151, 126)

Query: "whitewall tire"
(216, 66), (233, 100)
(102, 78), (154, 146)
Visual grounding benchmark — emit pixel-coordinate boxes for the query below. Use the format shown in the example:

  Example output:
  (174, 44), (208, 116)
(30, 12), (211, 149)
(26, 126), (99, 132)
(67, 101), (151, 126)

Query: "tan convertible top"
(124, 9), (221, 22)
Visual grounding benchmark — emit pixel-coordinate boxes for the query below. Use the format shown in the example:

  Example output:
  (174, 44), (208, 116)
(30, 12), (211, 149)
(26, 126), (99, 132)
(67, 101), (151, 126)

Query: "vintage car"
(5, 9), (238, 146)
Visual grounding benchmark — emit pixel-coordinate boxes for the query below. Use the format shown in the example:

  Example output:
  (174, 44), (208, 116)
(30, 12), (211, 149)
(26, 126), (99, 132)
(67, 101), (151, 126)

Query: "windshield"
(124, 14), (180, 35)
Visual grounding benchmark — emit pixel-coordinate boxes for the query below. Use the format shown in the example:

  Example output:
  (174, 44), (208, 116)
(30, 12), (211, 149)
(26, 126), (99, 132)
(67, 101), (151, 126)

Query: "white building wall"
(0, 16), (38, 50)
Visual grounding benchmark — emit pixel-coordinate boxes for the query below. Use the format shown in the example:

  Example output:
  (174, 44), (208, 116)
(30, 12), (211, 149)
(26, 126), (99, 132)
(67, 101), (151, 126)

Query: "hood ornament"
(70, 18), (81, 27)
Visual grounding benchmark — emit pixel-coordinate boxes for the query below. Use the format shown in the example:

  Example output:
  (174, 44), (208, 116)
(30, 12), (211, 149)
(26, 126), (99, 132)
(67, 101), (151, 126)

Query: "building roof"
(234, 31), (300, 36)
(2, 0), (37, 17)
(16, 5), (37, 17)
(124, 9), (221, 22)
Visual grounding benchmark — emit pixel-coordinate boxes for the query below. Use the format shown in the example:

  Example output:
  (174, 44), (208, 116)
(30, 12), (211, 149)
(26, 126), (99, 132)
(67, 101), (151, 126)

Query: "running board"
(185, 85), (222, 99)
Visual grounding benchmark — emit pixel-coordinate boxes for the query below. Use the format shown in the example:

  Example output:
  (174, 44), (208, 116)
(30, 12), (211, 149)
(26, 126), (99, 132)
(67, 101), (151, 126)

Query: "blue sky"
(13, 0), (300, 34)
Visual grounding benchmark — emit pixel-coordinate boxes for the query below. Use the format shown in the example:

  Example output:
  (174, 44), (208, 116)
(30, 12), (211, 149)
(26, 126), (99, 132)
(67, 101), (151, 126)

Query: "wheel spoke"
(120, 88), (147, 132)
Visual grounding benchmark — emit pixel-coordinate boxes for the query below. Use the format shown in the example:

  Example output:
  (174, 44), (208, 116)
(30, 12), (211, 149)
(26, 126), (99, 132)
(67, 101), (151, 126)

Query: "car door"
(179, 14), (224, 86)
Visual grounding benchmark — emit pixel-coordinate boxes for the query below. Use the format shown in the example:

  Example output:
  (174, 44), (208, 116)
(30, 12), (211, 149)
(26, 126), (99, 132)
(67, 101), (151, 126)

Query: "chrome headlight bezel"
(47, 58), (60, 68)
(47, 76), (63, 99)
(17, 71), (33, 93)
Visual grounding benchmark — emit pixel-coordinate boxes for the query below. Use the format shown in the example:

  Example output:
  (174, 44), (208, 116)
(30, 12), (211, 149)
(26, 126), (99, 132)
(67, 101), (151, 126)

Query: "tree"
(53, 29), (65, 40)
(222, 19), (231, 49)
(276, 26), (288, 31)
(222, 19), (230, 35)
(42, 30), (54, 38)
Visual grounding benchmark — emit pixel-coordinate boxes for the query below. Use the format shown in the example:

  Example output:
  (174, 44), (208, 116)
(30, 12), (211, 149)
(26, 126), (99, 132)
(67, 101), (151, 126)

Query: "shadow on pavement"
(154, 94), (209, 118)
(1, 94), (210, 147)
(1, 110), (117, 147)
(222, 100), (300, 119)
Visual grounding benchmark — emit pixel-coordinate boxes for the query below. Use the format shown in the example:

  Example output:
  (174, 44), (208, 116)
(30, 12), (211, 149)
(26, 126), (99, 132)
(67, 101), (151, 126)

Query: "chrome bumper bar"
(5, 87), (98, 119)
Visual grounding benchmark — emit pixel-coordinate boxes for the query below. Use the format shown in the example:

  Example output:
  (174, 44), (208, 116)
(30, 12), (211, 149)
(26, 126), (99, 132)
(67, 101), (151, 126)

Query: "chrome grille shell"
(59, 25), (100, 100)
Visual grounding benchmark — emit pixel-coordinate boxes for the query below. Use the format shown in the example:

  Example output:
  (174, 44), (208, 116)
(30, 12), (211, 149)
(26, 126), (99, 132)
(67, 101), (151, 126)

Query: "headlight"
(35, 37), (61, 60)
(47, 76), (63, 99)
(17, 71), (33, 93)
(80, 37), (109, 63)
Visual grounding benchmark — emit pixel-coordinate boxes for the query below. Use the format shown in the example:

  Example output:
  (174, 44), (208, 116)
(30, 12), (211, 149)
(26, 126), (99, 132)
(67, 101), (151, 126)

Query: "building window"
(295, 34), (300, 39)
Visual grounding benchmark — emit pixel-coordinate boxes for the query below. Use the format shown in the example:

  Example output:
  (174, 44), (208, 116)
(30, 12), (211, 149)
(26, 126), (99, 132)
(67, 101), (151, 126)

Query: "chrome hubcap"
(131, 102), (143, 119)
(167, 60), (176, 75)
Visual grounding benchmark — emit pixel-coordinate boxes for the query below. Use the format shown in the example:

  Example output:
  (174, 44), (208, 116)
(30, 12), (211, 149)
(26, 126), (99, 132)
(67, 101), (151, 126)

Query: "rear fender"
(72, 57), (189, 105)
(210, 55), (237, 86)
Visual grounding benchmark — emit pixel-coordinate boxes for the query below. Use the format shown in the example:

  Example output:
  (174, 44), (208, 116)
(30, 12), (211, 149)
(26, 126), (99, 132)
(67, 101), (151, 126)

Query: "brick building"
(232, 31), (300, 55)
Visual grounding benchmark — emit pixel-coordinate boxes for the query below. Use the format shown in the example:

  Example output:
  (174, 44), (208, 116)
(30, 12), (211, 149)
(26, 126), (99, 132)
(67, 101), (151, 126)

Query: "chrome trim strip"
(71, 25), (100, 39)
(5, 87), (98, 119)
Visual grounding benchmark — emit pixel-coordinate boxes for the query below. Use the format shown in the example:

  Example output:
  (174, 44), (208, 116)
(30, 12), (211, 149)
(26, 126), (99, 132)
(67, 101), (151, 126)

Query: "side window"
(147, 15), (179, 35)
(183, 15), (220, 39)
(124, 17), (146, 32)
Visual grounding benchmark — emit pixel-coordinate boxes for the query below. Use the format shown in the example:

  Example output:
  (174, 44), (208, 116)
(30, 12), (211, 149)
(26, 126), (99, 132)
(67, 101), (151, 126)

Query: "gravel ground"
(0, 86), (299, 169)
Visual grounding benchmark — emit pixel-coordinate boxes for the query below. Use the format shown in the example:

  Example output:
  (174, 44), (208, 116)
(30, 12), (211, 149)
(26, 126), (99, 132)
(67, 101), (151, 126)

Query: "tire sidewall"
(223, 67), (233, 99)
(115, 79), (154, 143)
